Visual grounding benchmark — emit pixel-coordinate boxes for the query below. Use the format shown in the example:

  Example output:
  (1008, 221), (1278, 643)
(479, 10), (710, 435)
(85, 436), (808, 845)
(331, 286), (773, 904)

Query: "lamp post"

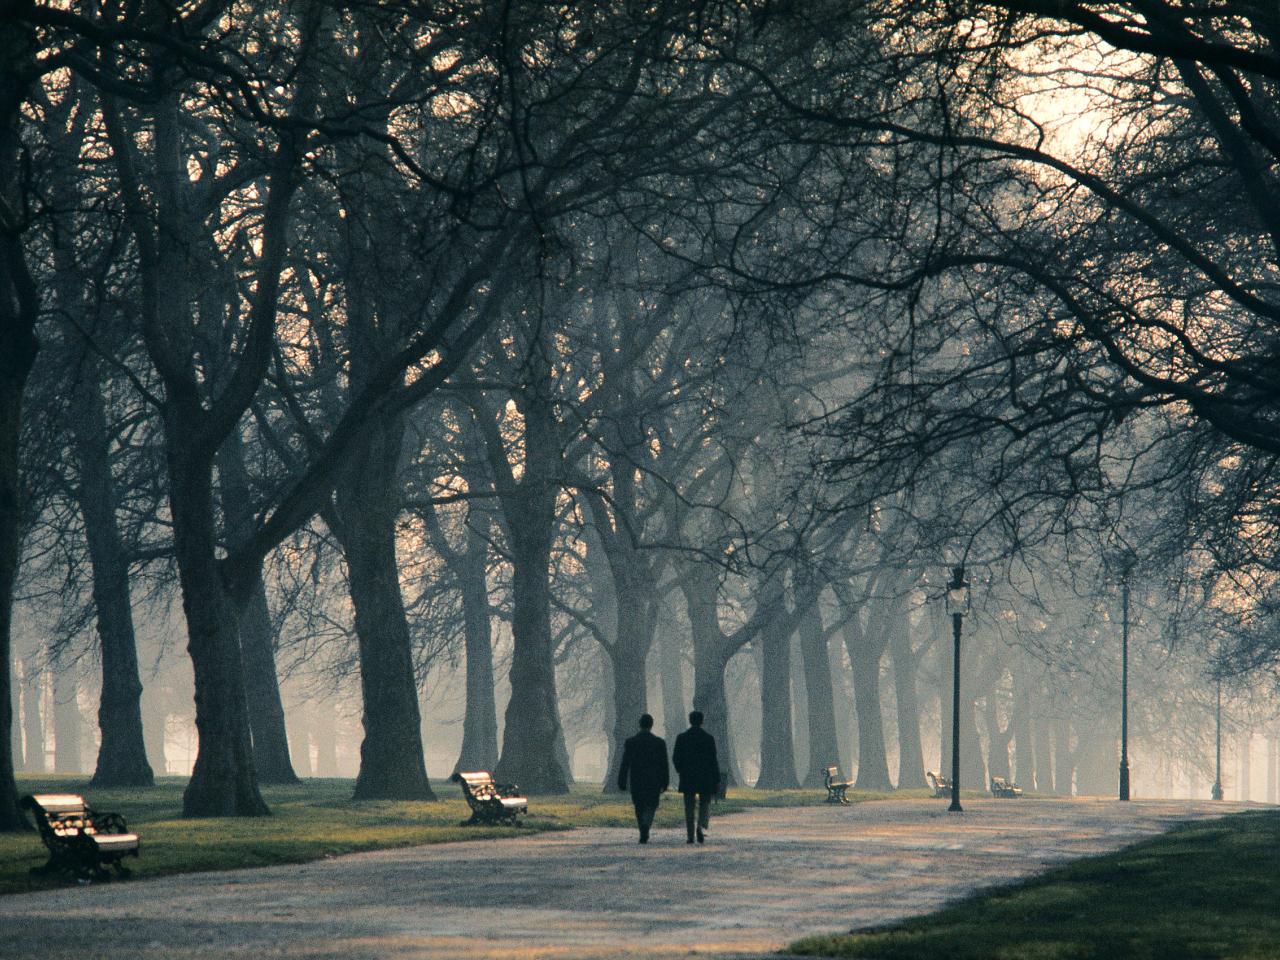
(1119, 577), (1130, 801)
(945, 565), (971, 814)
(1211, 678), (1224, 801)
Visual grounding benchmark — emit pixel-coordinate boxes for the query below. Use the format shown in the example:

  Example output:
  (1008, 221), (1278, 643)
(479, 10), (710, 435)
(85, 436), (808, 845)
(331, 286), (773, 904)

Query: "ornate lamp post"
(1119, 576), (1131, 801)
(1211, 678), (1224, 801)
(945, 566), (971, 814)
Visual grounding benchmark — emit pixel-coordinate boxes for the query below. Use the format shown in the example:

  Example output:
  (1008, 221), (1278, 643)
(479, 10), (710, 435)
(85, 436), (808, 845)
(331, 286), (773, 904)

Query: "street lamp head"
(945, 565), (971, 617)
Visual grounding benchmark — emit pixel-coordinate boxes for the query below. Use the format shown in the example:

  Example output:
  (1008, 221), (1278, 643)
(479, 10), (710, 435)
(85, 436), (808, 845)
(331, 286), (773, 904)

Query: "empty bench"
(990, 777), (1024, 798)
(926, 771), (953, 798)
(21, 793), (139, 881)
(450, 771), (528, 826)
(823, 765), (853, 804)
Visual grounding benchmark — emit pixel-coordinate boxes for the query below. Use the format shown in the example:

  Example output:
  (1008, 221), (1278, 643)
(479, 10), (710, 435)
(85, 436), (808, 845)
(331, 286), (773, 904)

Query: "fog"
(2, 2), (1278, 826)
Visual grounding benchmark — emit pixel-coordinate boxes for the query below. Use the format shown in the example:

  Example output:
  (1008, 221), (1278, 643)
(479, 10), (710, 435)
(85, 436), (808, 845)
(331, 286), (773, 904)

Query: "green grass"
(789, 809), (1280, 960)
(0, 774), (891, 895)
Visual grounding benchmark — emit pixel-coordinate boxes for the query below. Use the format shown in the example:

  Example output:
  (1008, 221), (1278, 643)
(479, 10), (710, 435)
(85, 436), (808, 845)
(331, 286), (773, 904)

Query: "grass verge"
(1, 774), (900, 896)
(789, 808), (1280, 960)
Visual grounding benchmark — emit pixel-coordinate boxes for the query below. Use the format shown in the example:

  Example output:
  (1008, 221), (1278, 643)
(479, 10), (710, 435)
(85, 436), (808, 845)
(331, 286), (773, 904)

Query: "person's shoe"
(686, 836), (695, 844)
(696, 828), (705, 844)
(639, 828), (649, 844)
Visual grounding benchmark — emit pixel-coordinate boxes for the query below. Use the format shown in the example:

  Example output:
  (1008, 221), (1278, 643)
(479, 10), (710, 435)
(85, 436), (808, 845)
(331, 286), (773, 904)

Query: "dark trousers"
(682, 791), (712, 839)
(632, 795), (659, 836)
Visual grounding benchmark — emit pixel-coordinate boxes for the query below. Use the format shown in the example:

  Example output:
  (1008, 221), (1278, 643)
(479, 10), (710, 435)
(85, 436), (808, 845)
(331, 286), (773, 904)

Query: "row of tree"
(2, 1), (1278, 830)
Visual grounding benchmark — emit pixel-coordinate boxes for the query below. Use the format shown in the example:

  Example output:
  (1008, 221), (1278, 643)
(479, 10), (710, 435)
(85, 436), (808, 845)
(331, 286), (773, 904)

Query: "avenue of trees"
(2, 1), (1278, 830)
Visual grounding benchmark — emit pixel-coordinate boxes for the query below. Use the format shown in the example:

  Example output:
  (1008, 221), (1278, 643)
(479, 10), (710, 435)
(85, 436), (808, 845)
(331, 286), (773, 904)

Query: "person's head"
(638, 713), (654, 730)
(688, 710), (704, 728)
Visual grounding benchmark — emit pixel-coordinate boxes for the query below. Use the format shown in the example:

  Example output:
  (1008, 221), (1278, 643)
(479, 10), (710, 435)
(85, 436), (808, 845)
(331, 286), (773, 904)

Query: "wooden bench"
(822, 765), (853, 804)
(450, 771), (528, 826)
(21, 793), (139, 881)
(990, 777), (1024, 798)
(926, 771), (952, 798)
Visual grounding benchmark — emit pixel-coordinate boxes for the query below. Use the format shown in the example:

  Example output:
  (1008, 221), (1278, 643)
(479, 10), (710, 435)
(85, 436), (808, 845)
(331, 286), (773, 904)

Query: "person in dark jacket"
(671, 710), (721, 844)
(617, 713), (670, 843)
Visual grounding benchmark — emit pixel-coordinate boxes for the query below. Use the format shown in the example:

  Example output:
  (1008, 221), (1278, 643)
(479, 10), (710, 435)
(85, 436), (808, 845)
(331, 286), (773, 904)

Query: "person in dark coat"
(617, 713), (670, 844)
(671, 710), (721, 844)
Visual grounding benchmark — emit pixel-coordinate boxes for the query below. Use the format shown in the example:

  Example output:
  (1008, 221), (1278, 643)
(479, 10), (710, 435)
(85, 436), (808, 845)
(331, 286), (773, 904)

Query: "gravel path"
(0, 797), (1255, 959)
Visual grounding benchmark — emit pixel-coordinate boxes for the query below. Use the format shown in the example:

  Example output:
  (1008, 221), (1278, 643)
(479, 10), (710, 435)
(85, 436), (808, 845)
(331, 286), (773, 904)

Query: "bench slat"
(26, 794), (88, 816)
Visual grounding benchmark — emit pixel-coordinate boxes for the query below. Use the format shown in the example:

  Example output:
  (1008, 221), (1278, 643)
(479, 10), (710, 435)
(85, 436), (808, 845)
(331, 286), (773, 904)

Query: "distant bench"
(990, 777), (1024, 798)
(21, 793), (139, 881)
(926, 771), (952, 798)
(450, 771), (528, 826)
(823, 765), (853, 804)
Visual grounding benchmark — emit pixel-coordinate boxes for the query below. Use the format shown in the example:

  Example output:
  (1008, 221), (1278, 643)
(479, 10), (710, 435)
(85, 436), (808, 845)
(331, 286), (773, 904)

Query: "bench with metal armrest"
(926, 771), (953, 798)
(990, 776), (1024, 798)
(450, 771), (529, 826)
(21, 793), (139, 882)
(822, 765), (853, 804)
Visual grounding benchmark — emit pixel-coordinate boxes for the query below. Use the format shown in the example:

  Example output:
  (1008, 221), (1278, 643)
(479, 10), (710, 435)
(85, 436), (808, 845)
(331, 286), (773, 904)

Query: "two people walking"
(617, 710), (721, 844)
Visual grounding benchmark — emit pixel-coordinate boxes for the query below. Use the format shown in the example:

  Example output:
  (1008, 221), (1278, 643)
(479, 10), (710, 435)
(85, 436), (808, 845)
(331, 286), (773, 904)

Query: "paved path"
(0, 798), (1258, 959)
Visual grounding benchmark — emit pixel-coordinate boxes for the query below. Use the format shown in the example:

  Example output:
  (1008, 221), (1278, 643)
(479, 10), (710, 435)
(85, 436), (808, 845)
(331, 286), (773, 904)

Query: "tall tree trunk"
(238, 578), (297, 783)
(844, 610), (892, 791)
(497, 537), (569, 793)
(1035, 712), (1056, 793)
(756, 612), (800, 789)
(658, 621), (686, 743)
(288, 700), (313, 778)
(935, 616), (948, 781)
(1073, 726), (1114, 796)
(102, 55), (303, 815)
(790, 632), (810, 782)
(1239, 731), (1252, 802)
(1009, 668), (1034, 788)
(690, 635), (737, 788)
(1264, 742), (1274, 808)
(1266, 739), (1277, 805)
(453, 520), (499, 774)
(314, 704), (338, 776)
(1053, 716), (1074, 796)
(580, 530), (621, 790)
(20, 658), (43, 774)
(492, 382), (570, 795)
(982, 696), (1012, 781)
(830, 629), (856, 777)
(53, 671), (81, 774)
(683, 567), (741, 787)
(888, 603), (926, 789)
(170, 438), (270, 817)
(605, 623), (650, 791)
(141, 681), (168, 777)
(960, 686), (987, 790)
(0, 28), (38, 830)
(68, 359), (154, 787)
(798, 605), (840, 788)
(332, 416), (434, 801)
(8, 662), (21, 774)
(496, 492), (569, 794)
(216, 433), (297, 784)
(603, 569), (655, 791)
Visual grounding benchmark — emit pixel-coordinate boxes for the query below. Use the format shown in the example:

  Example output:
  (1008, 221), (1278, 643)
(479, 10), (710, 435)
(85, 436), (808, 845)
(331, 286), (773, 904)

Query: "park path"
(0, 797), (1256, 960)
